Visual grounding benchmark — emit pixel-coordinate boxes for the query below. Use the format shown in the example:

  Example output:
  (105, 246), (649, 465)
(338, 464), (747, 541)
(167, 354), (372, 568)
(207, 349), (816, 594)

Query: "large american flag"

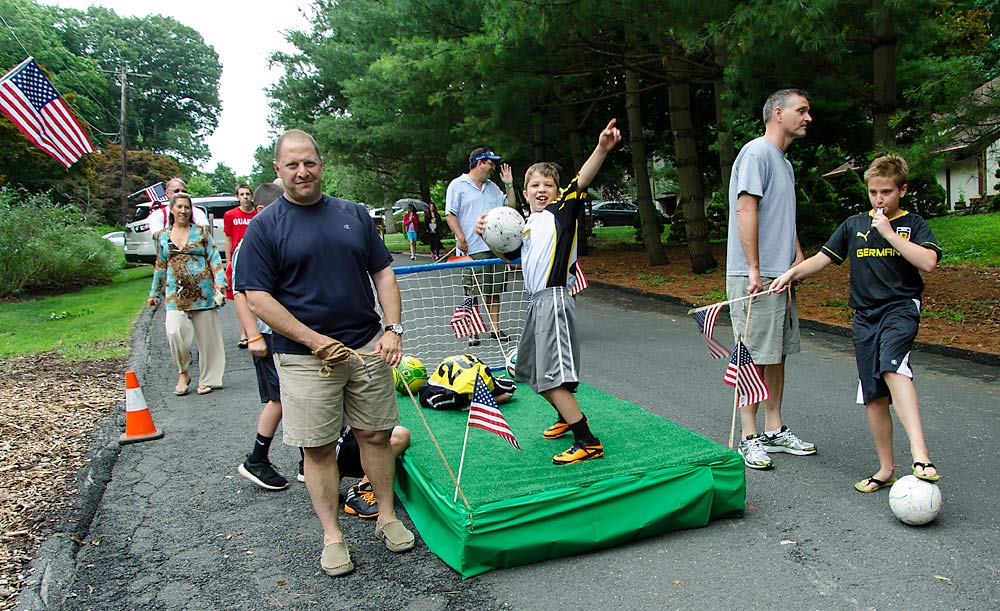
(449, 296), (488, 338)
(693, 303), (729, 359)
(0, 57), (94, 168)
(468, 376), (521, 450)
(723, 340), (770, 406)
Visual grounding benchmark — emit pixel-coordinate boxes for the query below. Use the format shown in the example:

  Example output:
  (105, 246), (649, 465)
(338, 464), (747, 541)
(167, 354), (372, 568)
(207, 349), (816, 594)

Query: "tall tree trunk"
(418, 157), (432, 205)
(713, 38), (735, 203)
(377, 170), (396, 234)
(625, 66), (669, 266)
(872, 0), (897, 149)
(532, 104), (547, 162)
(552, 80), (589, 255)
(664, 56), (716, 274)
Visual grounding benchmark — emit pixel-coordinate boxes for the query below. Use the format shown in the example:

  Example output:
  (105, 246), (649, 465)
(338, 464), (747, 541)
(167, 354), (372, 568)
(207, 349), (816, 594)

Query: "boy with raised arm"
(771, 155), (942, 492)
(481, 119), (621, 464)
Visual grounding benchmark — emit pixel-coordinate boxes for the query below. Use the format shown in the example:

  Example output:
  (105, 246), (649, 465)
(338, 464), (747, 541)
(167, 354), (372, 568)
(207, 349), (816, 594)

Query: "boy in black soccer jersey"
(478, 119), (621, 465)
(771, 155), (942, 492)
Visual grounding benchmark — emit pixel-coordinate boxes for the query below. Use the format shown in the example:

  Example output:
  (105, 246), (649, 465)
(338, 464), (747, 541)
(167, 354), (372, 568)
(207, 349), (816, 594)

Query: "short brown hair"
(523, 162), (561, 187)
(274, 129), (321, 161)
(864, 155), (908, 188)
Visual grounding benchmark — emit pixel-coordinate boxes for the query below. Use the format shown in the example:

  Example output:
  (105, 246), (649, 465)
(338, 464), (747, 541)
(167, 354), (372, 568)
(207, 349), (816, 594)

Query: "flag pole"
(688, 286), (777, 316)
(454, 412), (473, 502)
(728, 294), (756, 449)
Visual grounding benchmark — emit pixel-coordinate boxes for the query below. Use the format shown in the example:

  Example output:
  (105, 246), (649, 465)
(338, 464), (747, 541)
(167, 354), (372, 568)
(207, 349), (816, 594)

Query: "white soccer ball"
(505, 347), (517, 378)
(888, 475), (942, 526)
(482, 207), (525, 256)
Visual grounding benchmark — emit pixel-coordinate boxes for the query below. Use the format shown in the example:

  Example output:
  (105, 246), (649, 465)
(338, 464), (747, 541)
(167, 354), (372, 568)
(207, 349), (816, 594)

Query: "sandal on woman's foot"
(912, 462), (941, 482)
(175, 372), (191, 395)
(854, 476), (896, 493)
(196, 385), (213, 395)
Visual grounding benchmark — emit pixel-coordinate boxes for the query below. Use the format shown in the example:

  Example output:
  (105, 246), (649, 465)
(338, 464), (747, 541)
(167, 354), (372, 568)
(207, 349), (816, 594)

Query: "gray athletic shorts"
(726, 276), (800, 365)
(462, 251), (508, 297)
(274, 335), (398, 447)
(515, 287), (580, 393)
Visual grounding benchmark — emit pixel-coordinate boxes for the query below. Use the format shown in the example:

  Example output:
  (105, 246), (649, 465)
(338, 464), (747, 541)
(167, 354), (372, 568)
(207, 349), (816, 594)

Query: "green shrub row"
(0, 191), (121, 298)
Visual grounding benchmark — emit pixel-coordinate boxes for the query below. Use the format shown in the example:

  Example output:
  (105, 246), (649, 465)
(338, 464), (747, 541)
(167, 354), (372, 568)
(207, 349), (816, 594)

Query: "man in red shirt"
(224, 184), (257, 344)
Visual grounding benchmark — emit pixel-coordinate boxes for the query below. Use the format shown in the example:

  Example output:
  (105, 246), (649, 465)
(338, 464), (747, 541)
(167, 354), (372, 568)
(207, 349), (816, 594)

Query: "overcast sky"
(43, 0), (313, 176)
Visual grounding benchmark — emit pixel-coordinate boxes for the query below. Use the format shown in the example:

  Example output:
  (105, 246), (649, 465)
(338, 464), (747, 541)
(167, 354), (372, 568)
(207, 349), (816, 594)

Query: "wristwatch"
(385, 324), (403, 336)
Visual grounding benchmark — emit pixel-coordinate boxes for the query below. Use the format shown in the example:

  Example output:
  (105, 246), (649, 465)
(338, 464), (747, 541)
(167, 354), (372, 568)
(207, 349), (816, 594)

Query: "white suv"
(124, 195), (238, 264)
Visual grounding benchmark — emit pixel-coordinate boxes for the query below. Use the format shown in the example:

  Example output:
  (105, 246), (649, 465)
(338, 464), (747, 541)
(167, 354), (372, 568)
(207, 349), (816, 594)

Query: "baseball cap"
(469, 148), (502, 166)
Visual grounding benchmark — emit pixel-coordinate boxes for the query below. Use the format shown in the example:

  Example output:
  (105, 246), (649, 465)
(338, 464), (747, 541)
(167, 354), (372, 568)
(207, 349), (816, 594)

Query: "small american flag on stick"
(468, 376), (521, 450)
(723, 340), (770, 407)
(693, 303), (729, 359)
(449, 296), (488, 338)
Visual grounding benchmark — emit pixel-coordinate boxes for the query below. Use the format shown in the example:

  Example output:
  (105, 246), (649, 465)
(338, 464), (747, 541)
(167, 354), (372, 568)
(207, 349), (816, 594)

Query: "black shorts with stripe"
(852, 299), (921, 405)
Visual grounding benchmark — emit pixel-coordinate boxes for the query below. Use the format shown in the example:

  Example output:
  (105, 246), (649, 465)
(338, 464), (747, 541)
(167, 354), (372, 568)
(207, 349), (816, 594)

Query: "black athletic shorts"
(335, 426), (398, 479)
(252, 334), (281, 404)
(852, 299), (921, 405)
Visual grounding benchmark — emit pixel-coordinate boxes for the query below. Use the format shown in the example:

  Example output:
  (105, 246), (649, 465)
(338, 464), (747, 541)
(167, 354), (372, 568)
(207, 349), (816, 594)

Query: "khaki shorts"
(462, 251), (508, 297)
(274, 336), (398, 447)
(726, 276), (800, 365)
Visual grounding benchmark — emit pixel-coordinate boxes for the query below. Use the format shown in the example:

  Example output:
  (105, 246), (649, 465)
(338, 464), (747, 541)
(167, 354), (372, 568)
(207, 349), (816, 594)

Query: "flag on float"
(467, 376), (521, 450)
(723, 340), (770, 406)
(693, 303), (729, 359)
(0, 57), (94, 168)
(569, 260), (589, 295)
(449, 296), (488, 338)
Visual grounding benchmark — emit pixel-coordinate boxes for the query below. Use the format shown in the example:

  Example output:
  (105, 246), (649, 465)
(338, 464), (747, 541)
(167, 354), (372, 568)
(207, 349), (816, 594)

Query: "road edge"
(15, 305), (157, 611)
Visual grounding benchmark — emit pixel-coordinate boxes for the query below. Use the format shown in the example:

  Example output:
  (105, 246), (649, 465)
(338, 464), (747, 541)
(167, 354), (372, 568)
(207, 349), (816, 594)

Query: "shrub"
(665, 191), (728, 245)
(0, 191), (121, 298)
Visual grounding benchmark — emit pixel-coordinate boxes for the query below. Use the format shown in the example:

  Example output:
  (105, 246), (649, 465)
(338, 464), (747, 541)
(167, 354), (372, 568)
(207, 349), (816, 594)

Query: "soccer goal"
(391, 257), (527, 371)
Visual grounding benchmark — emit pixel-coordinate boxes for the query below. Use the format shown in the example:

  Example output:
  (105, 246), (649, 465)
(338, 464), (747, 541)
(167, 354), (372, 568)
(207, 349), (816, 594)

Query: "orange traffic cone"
(119, 371), (164, 445)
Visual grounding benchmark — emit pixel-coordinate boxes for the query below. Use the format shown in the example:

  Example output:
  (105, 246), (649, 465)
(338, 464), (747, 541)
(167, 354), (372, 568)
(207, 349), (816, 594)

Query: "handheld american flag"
(449, 296), (488, 338)
(724, 340), (770, 407)
(0, 58), (94, 168)
(144, 182), (167, 202)
(693, 303), (729, 359)
(468, 376), (521, 450)
(569, 260), (589, 295)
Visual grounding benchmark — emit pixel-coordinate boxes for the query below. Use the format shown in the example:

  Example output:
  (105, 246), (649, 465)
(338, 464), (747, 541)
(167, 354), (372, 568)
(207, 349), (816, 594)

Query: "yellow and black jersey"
(521, 175), (587, 294)
(821, 210), (941, 310)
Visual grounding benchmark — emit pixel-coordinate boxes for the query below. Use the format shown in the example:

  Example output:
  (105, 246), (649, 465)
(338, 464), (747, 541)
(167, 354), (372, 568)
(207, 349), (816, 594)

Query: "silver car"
(124, 195), (238, 264)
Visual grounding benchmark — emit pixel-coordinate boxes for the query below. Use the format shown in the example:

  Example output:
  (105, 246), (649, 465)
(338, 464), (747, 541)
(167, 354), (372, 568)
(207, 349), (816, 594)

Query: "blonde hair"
(864, 155), (909, 187)
(523, 162), (561, 187)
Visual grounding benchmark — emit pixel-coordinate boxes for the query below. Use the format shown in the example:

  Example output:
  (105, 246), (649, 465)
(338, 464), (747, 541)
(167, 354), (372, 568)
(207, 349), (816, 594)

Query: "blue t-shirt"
(234, 194), (393, 354)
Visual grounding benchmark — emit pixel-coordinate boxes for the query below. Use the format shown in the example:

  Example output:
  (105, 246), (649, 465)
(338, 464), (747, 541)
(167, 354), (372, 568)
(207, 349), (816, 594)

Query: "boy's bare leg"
(883, 372), (937, 478)
(356, 427), (411, 489)
(257, 400), (281, 437)
(484, 294), (502, 332)
(543, 386), (584, 425)
(303, 442), (343, 545)
(864, 396), (896, 484)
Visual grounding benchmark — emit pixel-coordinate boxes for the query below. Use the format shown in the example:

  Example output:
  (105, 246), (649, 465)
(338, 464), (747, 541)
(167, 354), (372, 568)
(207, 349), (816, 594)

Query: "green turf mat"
(394, 381), (745, 577)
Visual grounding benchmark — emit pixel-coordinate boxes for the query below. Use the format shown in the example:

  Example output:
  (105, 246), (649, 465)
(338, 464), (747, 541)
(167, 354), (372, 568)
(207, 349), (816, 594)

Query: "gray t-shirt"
(445, 174), (507, 255)
(726, 136), (798, 278)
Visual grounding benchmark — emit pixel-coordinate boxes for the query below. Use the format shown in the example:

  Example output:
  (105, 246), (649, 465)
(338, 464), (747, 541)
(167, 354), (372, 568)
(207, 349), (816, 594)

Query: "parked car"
(124, 195), (238, 264)
(589, 200), (639, 228)
(101, 231), (125, 248)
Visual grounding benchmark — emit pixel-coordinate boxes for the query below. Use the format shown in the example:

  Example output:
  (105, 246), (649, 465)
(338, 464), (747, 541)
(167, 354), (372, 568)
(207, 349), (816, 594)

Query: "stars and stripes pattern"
(468, 376), (521, 450)
(449, 296), (488, 338)
(693, 303), (729, 359)
(569, 260), (589, 296)
(144, 182), (167, 202)
(0, 57), (94, 168)
(723, 340), (770, 407)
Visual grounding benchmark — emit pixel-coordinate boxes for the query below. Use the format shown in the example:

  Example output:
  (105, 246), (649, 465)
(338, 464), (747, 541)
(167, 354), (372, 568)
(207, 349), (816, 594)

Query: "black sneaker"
(343, 482), (378, 519)
(238, 457), (289, 491)
(468, 334), (481, 347)
(490, 330), (511, 341)
(297, 459), (305, 483)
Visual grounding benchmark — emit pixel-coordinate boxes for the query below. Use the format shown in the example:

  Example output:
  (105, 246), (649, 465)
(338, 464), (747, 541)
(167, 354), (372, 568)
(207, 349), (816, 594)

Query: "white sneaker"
(738, 435), (774, 470)
(761, 426), (817, 455)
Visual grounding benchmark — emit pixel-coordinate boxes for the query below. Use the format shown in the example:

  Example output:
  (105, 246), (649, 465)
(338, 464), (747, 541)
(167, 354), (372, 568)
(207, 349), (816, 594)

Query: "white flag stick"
(688, 286), (778, 316)
(453, 413), (473, 503)
(728, 295), (756, 449)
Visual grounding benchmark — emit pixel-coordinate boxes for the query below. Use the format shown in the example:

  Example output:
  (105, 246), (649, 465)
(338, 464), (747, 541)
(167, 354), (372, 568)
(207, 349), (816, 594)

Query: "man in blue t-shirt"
(235, 129), (413, 577)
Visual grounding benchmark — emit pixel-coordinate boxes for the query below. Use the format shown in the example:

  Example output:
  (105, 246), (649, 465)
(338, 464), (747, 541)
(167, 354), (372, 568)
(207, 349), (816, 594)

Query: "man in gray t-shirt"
(726, 88), (817, 471)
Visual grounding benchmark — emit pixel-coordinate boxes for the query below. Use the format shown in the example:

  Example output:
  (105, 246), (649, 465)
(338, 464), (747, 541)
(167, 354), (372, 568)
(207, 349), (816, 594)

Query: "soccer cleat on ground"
(344, 482), (379, 519)
(552, 440), (604, 465)
(760, 426), (817, 456)
(738, 435), (774, 470)
(238, 457), (290, 490)
(542, 420), (570, 439)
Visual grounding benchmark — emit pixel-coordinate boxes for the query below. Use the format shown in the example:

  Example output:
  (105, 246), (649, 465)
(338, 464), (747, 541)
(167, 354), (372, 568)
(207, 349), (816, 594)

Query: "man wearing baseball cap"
(445, 147), (517, 345)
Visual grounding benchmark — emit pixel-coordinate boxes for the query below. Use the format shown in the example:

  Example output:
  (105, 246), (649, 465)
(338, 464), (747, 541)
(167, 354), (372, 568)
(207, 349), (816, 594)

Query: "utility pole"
(102, 60), (150, 226)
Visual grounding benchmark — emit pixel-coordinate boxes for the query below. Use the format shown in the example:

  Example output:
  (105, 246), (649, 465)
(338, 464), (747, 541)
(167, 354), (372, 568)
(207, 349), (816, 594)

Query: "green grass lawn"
(927, 212), (1000, 267)
(0, 266), (152, 360)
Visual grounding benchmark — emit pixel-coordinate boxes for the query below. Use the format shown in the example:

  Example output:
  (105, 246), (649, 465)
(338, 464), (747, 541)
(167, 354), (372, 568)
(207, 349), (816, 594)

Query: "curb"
(16, 304), (157, 611)
(588, 280), (1000, 367)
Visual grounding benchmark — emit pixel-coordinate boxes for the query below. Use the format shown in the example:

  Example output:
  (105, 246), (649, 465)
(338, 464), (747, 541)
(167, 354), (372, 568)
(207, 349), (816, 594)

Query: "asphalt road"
(19, 254), (1000, 611)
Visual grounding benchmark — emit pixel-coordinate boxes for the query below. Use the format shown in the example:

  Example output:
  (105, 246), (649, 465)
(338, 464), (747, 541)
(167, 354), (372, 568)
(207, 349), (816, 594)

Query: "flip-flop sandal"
(912, 462), (941, 482)
(174, 387), (189, 396)
(196, 385), (213, 395)
(854, 476), (897, 493)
